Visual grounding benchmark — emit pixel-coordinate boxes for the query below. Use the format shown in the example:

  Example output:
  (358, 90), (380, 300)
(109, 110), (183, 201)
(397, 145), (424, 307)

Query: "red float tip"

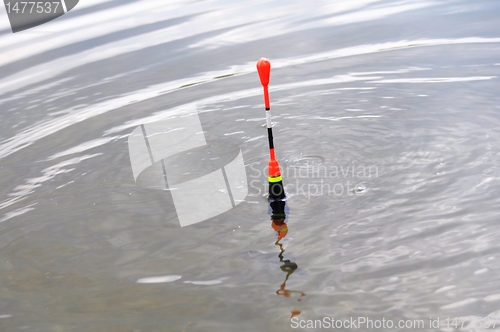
(256, 58), (271, 87)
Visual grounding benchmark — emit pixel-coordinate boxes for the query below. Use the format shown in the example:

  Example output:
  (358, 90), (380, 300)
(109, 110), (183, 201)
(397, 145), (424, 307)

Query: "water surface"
(1, 0), (500, 331)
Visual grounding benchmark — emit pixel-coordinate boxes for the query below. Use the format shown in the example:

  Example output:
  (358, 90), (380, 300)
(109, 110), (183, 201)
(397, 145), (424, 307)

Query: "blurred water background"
(1, 0), (500, 331)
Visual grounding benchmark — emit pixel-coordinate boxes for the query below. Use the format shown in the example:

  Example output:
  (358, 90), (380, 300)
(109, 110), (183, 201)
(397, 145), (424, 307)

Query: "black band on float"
(269, 180), (286, 200)
(267, 128), (274, 149)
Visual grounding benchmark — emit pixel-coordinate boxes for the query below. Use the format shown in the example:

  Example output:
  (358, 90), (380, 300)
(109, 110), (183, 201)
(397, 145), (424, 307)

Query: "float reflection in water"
(269, 199), (305, 319)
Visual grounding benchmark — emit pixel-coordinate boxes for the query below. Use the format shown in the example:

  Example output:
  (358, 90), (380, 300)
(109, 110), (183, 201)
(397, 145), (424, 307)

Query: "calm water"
(1, 0), (500, 331)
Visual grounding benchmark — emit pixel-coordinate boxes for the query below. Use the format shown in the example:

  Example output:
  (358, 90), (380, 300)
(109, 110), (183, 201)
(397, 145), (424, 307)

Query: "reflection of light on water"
(136, 275), (181, 283)
(2, 35), (497, 161)
(0, 203), (37, 223)
(0, 154), (101, 221)
(136, 275), (227, 285)
(184, 279), (227, 286)
(370, 76), (496, 83)
(0, 0), (497, 328)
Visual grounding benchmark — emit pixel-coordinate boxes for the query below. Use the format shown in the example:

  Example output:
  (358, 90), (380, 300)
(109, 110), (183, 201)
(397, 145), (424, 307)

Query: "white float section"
(266, 111), (272, 129)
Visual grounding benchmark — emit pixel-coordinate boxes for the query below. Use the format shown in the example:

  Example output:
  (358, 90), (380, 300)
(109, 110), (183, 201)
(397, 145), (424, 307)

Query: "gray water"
(1, 0), (500, 331)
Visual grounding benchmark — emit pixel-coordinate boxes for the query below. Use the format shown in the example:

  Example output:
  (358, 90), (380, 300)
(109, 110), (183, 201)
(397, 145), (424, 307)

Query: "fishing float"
(256, 58), (286, 201)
